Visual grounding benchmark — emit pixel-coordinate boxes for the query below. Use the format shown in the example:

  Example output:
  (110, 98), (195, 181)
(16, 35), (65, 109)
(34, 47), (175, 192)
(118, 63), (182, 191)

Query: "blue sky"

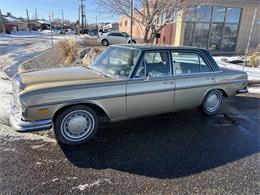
(0, 0), (119, 23)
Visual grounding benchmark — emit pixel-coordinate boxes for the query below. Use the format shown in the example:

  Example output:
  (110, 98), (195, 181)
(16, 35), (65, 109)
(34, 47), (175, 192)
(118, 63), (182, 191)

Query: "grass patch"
(57, 38), (77, 65)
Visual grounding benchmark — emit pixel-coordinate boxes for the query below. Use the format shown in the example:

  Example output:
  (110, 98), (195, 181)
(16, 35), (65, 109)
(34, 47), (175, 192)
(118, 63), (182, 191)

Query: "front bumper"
(10, 105), (52, 132)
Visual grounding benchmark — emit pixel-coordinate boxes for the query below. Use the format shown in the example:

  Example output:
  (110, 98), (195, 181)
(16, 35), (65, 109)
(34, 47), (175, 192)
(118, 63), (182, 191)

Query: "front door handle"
(207, 76), (215, 80)
(163, 81), (174, 85)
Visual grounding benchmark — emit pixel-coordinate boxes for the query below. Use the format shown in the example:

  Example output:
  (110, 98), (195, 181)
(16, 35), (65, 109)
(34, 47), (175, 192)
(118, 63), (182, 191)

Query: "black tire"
(128, 40), (136, 44)
(54, 105), (99, 145)
(198, 90), (223, 115)
(101, 39), (109, 46)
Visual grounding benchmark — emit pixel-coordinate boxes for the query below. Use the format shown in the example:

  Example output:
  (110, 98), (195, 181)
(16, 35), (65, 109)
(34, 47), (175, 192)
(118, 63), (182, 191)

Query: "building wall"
(158, 23), (176, 45)
(119, 15), (144, 41)
(236, 2), (260, 53)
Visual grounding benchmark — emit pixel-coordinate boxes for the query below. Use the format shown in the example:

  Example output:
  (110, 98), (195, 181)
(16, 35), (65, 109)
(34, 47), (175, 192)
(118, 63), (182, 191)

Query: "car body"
(97, 31), (136, 46)
(10, 45), (248, 145)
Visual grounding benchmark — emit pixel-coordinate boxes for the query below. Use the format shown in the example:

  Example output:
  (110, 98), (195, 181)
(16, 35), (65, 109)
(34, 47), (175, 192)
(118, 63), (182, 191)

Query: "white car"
(98, 31), (136, 46)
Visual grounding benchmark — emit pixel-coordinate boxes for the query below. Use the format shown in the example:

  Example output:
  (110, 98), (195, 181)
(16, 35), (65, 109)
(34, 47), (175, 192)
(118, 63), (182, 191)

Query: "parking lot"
(1, 93), (259, 194)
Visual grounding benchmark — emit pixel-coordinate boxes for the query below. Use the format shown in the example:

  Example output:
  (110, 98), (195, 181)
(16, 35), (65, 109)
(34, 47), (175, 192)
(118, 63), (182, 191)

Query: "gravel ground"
(19, 48), (66, 72)
(19, 37), (104, 73)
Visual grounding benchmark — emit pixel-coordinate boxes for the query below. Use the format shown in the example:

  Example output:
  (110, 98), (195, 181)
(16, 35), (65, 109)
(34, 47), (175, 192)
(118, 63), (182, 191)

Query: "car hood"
(19, 66), (116, 94)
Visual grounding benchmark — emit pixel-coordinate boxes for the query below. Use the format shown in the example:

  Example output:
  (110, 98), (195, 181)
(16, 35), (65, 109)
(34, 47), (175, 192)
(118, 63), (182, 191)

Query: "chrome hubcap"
(61, 110), (94, 141)
(206, 91), (221, 112)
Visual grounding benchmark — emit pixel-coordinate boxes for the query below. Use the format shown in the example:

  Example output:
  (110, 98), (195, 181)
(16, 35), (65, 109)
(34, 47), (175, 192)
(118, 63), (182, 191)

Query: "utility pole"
(243, 8), (257, 70)
(79, 0), (85, 33)
(26, 9), (31, 33)
(0, 9), (6, 34)
(62, 10), (64, 29)
(78, 5), (80, 34)
(35, 8), (37, 20)
(130, 0), (133, 44)
(85, 15), (87, 29)
(81, 0), (84, 32)
(96, 15), (98, 30)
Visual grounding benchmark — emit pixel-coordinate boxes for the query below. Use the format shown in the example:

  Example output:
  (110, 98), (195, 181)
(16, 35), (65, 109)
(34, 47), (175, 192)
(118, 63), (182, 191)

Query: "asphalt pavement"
(0, 93), (259, 194)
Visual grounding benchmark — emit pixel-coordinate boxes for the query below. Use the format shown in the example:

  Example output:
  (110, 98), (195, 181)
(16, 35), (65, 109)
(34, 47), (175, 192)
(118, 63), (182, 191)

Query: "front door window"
(135, 51), (171, 78)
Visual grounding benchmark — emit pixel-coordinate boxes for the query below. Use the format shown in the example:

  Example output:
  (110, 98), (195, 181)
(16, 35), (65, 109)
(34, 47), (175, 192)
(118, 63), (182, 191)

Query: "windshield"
(90, 46), (141, 78)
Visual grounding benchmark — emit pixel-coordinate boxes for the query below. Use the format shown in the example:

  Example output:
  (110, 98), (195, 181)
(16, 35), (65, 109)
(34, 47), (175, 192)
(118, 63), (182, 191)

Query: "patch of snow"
(248, 86), (260, 94)
(3, 16), (25, 23)
(52, 178), (59, 182)
(3, 147), (16, 152)
(73, 179), (112, 191)
(35, 162), (42, 165)
(214, 56), (260, 81)
(0, 123), (56, 143)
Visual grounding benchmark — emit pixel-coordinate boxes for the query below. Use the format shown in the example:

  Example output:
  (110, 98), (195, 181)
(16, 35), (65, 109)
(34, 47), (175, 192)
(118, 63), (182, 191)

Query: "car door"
(126, 50), (175, 117)
(172, 50), (215, 109)
(106, 33), (116, 44)
(114, 32), (127, 44)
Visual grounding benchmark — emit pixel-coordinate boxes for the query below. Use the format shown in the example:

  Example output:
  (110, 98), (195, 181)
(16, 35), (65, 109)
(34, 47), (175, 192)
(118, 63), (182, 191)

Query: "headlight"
(14, 74), (25, 91)
(19, 96), (28, 119)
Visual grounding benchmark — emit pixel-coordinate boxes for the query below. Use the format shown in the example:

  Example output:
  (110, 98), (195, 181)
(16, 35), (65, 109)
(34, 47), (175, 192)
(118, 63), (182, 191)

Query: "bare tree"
(96, 0), (205, 43)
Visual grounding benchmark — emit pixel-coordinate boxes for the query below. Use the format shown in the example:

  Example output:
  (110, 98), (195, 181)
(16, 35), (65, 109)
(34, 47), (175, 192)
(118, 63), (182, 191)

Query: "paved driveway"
(0, 93), (259, 194)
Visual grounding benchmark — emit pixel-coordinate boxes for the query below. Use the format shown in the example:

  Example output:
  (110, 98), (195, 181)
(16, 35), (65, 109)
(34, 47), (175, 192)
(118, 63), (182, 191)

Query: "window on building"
(196, 6), (212, 22)
(125, 21), (127, 26)
(209, 23), (223, 50)
(225, 8), (241, 23)
(192, 23), (210, 48)
(184, 23), (194, 46)
(220, 24), (239, 51)
(212, 6), (225, 22)
(183, 5), (242, 52)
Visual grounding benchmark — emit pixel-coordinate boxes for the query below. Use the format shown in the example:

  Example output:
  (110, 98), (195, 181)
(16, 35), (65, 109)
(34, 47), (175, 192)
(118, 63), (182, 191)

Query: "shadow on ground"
(60, 95), (260, 179)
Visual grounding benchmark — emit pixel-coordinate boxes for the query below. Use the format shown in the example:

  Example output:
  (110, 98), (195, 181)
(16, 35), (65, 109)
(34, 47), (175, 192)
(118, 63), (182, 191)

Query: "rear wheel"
(128, 40), (136, 44)
(199, 90), (223, 115)
(101, 39), (109, 46)
(54, 105), (99, 145)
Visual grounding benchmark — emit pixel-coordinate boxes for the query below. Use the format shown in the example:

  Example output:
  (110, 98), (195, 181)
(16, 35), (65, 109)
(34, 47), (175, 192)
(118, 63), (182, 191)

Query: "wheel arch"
(101, 38), (109, 45)
(201, 87), (228, 105)
(53, 102), (110, 123)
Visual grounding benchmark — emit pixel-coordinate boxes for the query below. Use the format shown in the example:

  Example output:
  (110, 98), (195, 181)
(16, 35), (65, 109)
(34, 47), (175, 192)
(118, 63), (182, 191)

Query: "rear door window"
(171, 52), (212, 75)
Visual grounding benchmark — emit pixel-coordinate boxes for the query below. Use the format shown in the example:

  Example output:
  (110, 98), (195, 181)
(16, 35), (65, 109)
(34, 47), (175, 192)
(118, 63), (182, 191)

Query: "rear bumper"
(237, 87), (248, 93)
(10, 105), (52, 132)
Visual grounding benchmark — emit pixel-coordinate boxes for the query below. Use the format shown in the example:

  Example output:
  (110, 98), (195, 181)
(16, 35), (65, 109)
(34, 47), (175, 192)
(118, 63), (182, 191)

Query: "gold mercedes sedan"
(10, 45), (248, 145)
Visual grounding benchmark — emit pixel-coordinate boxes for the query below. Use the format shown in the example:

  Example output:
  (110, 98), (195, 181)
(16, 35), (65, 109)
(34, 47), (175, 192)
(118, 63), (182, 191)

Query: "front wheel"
(54, 105), (99, 145)
(101, 39), (109, 46)
(199, 90), (223, 115)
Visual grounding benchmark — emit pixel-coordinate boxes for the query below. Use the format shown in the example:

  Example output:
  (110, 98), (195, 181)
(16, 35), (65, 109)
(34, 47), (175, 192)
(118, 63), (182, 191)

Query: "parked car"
(10, 45), (248, 145)
(97, 31), (136, 46)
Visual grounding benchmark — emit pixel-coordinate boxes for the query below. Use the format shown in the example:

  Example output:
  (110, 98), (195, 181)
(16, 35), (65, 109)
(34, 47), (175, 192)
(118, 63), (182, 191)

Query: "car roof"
(106, 31), (122, 34)
(112, 44), (208, 51)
